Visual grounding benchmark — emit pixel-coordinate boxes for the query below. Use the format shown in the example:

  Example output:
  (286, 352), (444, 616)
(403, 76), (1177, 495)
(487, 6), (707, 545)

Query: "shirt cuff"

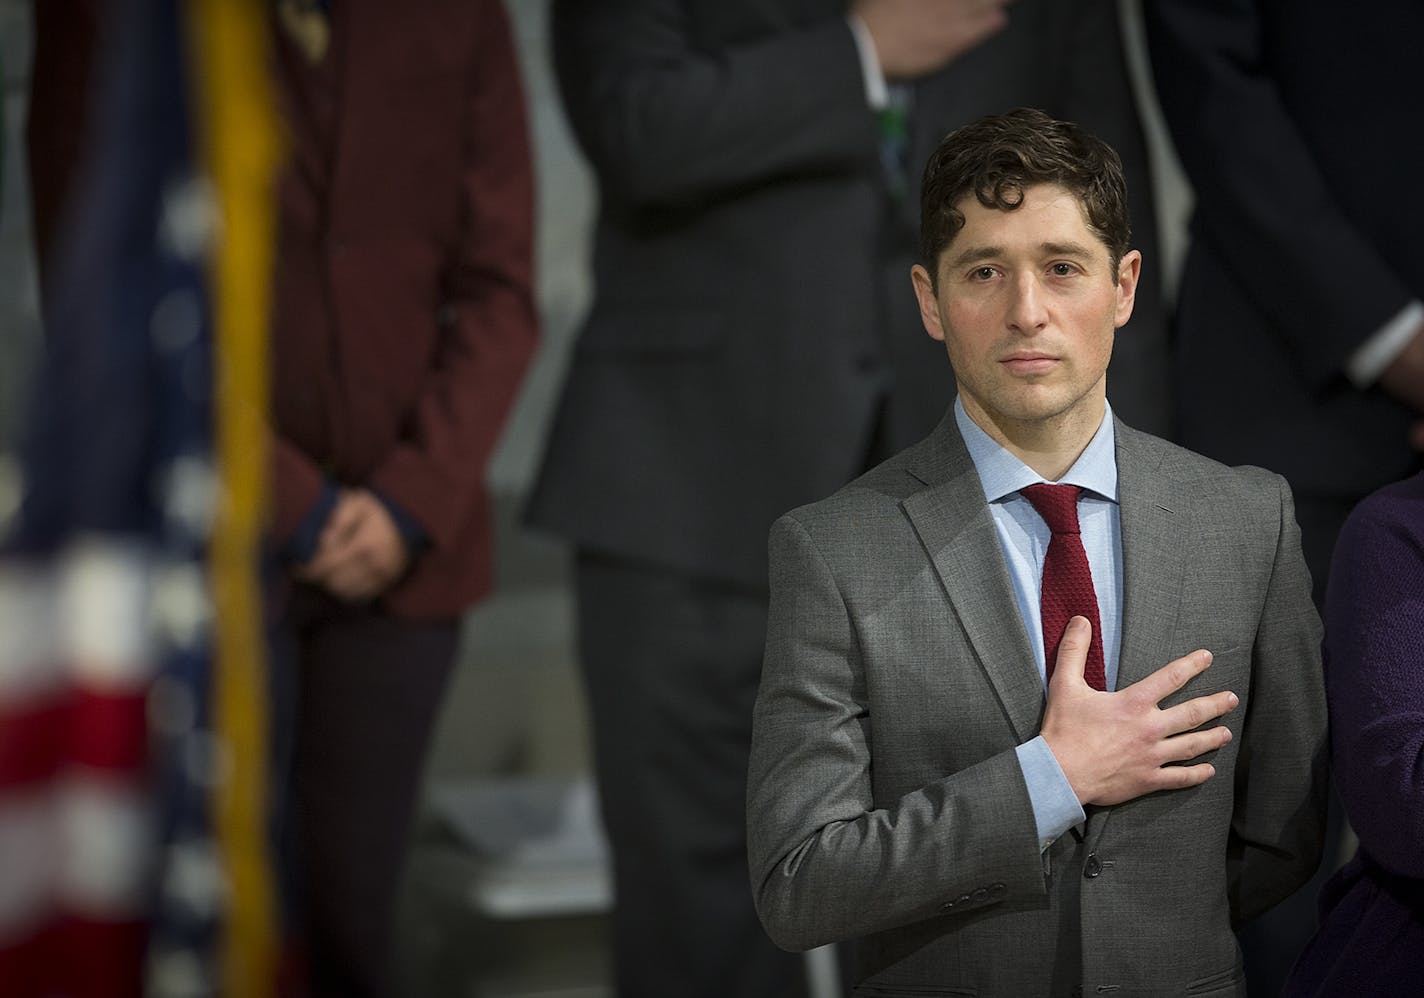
(283, 480), (340, 564)
(846, 13), (889, 109)
(371, 488), (428, 552)
(1016, 736), (1086, 852)
(1346, 300), (1423, 387)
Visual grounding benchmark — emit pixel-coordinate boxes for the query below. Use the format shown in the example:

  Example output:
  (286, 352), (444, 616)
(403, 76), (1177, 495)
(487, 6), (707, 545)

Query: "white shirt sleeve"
(1347, 300), (1422, 387)
(845, 14), (889, 110)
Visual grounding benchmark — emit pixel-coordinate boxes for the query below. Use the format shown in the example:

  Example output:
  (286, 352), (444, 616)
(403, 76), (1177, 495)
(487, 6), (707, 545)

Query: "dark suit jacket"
(527, 0), (1167, 588)
(1284, 473), (1424, 997)
(1145, 1), (1423, 499)
(268, 0), (537, 619)
(748, 412), (1328, 995)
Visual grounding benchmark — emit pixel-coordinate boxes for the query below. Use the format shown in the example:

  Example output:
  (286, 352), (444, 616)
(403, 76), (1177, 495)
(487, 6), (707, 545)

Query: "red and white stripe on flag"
(0, 539), (156, 998)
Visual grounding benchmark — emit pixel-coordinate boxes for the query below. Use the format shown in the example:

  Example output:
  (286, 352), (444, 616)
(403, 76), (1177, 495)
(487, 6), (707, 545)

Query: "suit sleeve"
(268, 433), (327, 551)
(1143, 0), (1415, 388)
(747, 514), (1047, 952)
(552, 0), (878, 210)
(1227, 475), (1328, 925)
(1325, 487), (1424, 878)
(364, 0), (537, 550)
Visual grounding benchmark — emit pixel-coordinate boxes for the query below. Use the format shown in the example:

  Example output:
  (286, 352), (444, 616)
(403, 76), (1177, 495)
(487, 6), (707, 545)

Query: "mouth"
(999, 353), (1059, 376)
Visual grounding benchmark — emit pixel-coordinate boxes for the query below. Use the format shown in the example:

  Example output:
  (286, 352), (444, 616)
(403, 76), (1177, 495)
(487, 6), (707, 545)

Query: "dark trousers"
(575, 553), (807, 998)
(271, 584), (457, 998)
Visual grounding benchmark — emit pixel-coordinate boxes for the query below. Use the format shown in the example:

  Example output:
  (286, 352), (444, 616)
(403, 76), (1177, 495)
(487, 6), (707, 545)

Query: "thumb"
(1049, 616), (1092, 691)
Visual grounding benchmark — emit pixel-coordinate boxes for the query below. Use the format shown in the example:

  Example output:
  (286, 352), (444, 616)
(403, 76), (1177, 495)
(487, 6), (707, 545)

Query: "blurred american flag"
(0, 1), (280, 995)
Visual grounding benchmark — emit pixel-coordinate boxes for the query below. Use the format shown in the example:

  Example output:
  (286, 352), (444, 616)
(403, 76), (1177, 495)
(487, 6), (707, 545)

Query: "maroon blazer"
(268, 0), (537, 620)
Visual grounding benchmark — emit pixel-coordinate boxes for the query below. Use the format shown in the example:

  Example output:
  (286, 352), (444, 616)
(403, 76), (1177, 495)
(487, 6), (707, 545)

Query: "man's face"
(911, 183), (1140, 439)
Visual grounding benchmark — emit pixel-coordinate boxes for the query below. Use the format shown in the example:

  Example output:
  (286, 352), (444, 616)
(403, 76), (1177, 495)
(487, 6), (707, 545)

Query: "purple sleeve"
(1325, 476), (1424, 878)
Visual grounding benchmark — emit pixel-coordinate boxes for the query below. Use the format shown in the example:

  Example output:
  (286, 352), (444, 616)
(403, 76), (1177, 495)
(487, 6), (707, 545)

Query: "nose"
(1006, 273), (1048, 333)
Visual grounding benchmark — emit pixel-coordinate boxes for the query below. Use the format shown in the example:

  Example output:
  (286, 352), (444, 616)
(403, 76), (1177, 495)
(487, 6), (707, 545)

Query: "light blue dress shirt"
(953, 398), (1124, 850)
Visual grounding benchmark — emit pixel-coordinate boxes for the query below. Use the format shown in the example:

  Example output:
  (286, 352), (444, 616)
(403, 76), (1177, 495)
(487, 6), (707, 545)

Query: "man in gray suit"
(748, 109), (1328, 995)
(529, 4), (1169, 994)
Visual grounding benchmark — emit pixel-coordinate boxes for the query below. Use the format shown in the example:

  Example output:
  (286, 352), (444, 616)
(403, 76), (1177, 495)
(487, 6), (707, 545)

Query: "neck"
(961, 395), (1107, 481)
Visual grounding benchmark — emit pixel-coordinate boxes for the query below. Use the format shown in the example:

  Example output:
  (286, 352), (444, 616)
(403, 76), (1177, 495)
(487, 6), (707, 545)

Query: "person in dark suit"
(526, 2), (1168, 993)
(1283, 472), (1424, 997)
(1142, 4), (1424, 991)
(748, 108), (1328, 996)
(263, 3), (536, 995)
(1142, 2), (1424, 603)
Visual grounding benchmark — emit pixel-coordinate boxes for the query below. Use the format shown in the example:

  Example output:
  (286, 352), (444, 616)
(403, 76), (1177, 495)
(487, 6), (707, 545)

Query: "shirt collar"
(953, 396), (1119, 505)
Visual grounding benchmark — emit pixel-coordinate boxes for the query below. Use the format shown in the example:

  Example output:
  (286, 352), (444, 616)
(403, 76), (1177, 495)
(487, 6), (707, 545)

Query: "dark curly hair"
(919, 108), (1130, 281)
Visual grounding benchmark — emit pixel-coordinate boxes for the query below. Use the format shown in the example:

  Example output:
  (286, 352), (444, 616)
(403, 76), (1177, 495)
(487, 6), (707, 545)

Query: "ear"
(911, 263), (946, 343)
(1113, 249), (1142, 329)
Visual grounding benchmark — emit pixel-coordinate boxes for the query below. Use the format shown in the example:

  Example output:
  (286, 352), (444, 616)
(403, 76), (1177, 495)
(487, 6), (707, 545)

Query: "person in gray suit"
(747, 109), (1328, 995)
(527, 3), (1168, 994)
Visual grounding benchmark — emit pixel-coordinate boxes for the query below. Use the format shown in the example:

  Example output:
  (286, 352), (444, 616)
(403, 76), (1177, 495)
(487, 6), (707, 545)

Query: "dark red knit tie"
(1020, 484), (1106, 690)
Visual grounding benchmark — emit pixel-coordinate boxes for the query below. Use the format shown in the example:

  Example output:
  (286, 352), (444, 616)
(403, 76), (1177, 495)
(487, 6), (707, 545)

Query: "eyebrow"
(948, 241), (1099, 269)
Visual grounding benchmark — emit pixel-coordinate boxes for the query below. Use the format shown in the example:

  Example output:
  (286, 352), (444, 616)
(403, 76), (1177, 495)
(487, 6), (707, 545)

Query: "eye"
(971, 266), (998, 281)
(1049, 262), (1077, 277)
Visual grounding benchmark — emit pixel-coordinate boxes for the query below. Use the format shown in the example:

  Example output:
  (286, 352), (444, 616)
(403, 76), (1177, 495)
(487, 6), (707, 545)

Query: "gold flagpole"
(184, 1), (282, 994)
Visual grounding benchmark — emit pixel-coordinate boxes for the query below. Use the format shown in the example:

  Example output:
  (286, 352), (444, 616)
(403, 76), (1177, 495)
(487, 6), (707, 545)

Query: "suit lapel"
(900, 415), (1195, 843)
(1086, 419), (1189, 848)
(1113, 420), (1188, 691)
(900, 416), (1045, 743)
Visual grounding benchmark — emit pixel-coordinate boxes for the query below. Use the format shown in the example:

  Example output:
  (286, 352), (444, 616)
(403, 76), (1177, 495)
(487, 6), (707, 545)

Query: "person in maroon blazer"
(264, 2), (536, 996)
(25, 2), (535, 995)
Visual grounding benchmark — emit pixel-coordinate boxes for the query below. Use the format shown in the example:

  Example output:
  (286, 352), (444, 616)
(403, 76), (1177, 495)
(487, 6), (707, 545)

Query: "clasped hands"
(296, 488), (411, 603)
(1040, 616), (1239, 807)
(852, 0), (1015, 80)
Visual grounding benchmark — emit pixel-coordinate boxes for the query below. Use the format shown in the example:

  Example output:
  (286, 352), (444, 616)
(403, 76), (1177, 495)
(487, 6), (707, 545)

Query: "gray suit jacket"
(748, 412), (1328, 996)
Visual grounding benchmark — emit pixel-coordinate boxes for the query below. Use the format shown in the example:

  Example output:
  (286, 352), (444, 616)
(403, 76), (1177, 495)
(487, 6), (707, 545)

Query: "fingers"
(1159, 724), (1233, 764)
(1048, 616), (1092, 690)
(1146, 762), (1218, 792)
(302, 494), (410, 602)
(303, 493), (370, 579)
(1129, 647), (1214, 705)
(1157, 689), (1239, 736)
(308, 528), (388, 602)
(321, 559), (385, 603)
(966, 1), (1010, 32)
(949, 3), (1011, 58)
(855, 0), (1012, 78)
(302, 538), (350, 582)
(319, 490), (368, 548)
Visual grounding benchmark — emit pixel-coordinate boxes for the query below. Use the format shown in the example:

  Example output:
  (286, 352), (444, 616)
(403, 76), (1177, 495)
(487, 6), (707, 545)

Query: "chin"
(994, 389), (1074, 421)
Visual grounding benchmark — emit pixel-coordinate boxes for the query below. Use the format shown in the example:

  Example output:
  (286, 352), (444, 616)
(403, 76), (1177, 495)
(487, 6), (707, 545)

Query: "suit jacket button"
(988, 882), (1006, 899)
(971, 888), (988, 903)
(1083, 852), (1104, 879)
